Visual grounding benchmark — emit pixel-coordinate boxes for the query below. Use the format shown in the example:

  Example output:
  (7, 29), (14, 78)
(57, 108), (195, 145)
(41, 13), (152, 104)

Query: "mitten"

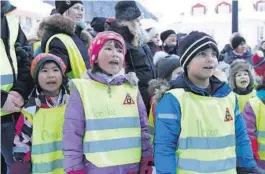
(139, 156), (153, 174)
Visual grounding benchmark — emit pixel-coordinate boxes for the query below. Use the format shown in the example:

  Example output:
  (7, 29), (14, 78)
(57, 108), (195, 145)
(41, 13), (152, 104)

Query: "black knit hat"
(178, 31), (219, 71)
(90, 17), (107, 33)
(115, 1), (141, 21)
(55, 0), (83, 15)
(160, 30), (176, 43)
(231, 36), (246, 49)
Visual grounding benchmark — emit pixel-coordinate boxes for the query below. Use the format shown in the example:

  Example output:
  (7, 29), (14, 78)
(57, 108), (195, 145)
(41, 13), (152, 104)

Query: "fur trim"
(228, 59), (254, 90)
(80, 29), (93, 49)
(148, 79), (170, 103)
(43, 14), (76, 36)
(153, 51), (169, 65)
(125, 72), (139, 87)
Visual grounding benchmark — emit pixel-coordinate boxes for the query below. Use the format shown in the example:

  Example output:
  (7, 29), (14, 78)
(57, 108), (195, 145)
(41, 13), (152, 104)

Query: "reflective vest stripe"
(13, 146), (28, 153)
(148, 125), (155, 136)
(178, 134), (235, 149)
(256, 165), (265, 174)
(157, 113), (177, 119)
(258, 131), (265, 137)
(32, 141), (61, 154)
(85, 117), (140, 131)
(32, 159), (63, 173)
(0, 74), (14, 85)
(177, 157), (236, 173)
(83, 137), (141, 153)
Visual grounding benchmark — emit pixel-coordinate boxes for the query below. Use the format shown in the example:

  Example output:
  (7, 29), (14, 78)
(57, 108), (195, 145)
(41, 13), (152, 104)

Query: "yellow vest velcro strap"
(0, 74), (13, 86)
(32, 159), (63, 173)
(157, 113), (177, 119)
(83, 137), (141, 153)
(177, 157), (236, 173)
(85, 117), (140, 131)
(148, 125), (155, 135)
(179, 135), (235, 149)
(32, 141), (61, 155)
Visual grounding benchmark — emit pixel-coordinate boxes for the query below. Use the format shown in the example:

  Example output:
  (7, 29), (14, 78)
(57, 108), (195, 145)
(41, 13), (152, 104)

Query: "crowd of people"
(1, 0), (265, 174)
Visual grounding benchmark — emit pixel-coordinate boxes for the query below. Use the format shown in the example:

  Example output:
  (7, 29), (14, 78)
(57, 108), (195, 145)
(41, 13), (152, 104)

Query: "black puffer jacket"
(41, 14), (91, 72)
(105, 19), (157, 110)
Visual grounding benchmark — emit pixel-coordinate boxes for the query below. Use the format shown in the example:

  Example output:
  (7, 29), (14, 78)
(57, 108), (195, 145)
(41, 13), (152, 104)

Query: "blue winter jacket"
(154, 74), (256, 174)
(224, 50), (253, 65)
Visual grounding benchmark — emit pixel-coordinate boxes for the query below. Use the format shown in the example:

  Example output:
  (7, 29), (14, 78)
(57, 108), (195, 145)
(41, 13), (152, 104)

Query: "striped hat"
(178, 31), (219, 71)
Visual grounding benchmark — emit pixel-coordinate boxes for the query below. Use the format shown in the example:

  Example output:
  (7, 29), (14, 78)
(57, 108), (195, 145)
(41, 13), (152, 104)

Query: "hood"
(83, 69), (139, 87)
(105, 18), (150, 48)
(1, 0), (16, 17)
(148, 79), (170, 104)
(228, 60), (254, 93)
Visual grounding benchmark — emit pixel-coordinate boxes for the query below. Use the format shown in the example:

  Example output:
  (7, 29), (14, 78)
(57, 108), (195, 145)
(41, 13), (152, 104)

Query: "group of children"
(8, 30), (265, 174)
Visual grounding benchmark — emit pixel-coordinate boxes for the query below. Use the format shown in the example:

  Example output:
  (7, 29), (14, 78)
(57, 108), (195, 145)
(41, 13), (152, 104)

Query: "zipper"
(107, 84), (111, 98)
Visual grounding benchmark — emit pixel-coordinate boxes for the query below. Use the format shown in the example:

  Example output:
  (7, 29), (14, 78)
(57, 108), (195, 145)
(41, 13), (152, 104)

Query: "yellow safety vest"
(23, 106), (66, 174)
(45, 33), (87, 79)
(167, 89), (237, 174)
(73, 79), (141, 167)
(0, 13), (19, 117)
(236, 90), (256, 112)
(249, 97), (265, 160)
(148, 102), (155, 144)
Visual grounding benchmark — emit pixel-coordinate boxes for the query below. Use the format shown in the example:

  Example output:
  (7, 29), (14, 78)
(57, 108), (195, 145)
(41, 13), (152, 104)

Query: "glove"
(139, 156), (153, 174)
(67, 169), (85, 174)
(10, 161), (31, 174)
(250, 138), (260, 160)
(14, 42), (32, 62)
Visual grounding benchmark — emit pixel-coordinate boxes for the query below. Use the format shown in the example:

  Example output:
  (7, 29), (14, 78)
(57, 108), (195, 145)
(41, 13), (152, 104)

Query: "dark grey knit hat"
(178, 31), (219, 71)
(153, 51), (181, 80)
(115, 1), (141, 21)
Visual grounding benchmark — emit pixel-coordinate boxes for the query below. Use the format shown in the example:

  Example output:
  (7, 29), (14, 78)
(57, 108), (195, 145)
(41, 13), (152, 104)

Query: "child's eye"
(211, 52), (217, 57)
(105, 47), (112, 51)
(41, 69), (47, 73)
(197, 51), (207, 57)
(117, 49), (123, 53)
(53, 69), (59, 72)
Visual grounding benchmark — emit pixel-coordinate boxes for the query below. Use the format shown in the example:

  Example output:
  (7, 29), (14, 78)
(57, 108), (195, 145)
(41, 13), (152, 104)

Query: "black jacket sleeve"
(46, 38), (71, 73)
(11, 25), (34, 101)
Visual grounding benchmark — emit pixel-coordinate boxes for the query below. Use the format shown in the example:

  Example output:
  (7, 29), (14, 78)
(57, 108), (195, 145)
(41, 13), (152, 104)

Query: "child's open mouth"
(47, 81), (56, 85)
(240, 80), (248, 85)
(109, 60), (119, 66)
(203, 66), (214, 70)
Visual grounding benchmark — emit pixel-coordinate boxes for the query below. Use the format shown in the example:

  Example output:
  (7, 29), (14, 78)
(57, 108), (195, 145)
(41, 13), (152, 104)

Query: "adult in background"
(160, 29), (178, 55)
(41, 0), (92, 79)
(1, 1), (33, 173)
(105, 1), (157, 111)
(146, 27), (162, 55)
(224, 35), (252, 65)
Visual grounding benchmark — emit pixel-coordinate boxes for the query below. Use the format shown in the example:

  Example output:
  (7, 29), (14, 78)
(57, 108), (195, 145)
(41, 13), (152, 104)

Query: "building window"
(25, 17), (32, 26)
(257, 1), (265, 11)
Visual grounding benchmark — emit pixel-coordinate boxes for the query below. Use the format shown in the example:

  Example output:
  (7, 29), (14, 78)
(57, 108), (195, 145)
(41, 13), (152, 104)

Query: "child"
(148, 51), (183, 142)
(228, 59), (256, 112)
(243, 53), (265, 174)
(10, 53), (69, 174)
(154, 31), (256, 174)
(62, 31), (153, 174)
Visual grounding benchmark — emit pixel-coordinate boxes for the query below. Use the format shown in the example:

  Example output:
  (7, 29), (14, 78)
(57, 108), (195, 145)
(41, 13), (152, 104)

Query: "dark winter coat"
(105, 19), (157, 111)
(147, 42), (162, 55)
(41, 14), (91, 72)
(1, 4), (33, 108)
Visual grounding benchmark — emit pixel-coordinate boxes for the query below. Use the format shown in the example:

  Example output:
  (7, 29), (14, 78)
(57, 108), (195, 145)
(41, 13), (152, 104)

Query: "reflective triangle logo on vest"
(123, 93), (135, 105)
(224, 108), (233, 122)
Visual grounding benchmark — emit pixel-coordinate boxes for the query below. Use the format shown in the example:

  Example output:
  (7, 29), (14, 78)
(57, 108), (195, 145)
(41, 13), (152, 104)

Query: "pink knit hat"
(88, 31), (126, 67)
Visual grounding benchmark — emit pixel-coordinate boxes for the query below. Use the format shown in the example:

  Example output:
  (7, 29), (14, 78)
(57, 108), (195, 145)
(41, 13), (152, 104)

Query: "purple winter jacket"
(243, 100), (265, 174)
(62, 70), (153, 174)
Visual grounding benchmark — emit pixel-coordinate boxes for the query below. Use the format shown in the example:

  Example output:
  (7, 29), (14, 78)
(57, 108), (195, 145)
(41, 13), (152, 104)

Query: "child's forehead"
(236, 69), (248, 74)
(42, 61), (59, 68)
(201, 48), (216, 52)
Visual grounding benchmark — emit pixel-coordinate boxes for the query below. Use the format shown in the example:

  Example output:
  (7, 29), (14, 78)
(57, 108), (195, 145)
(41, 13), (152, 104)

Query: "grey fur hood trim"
(148, 78), (170, 103)
(125, 72), (139, 87)
(42, 14), (76, 36)
(80, 29), (93, 49)
(228, 59), (254, 90)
